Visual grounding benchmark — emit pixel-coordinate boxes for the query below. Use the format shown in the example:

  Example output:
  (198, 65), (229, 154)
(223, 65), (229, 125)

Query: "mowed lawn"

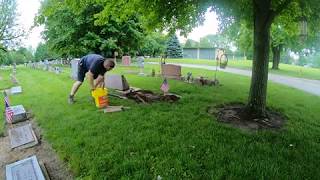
(145, 58), (320, 80)
(0, 69), (14, 136)
(0, 68), (13, 90)
(2, 65), (320, 179)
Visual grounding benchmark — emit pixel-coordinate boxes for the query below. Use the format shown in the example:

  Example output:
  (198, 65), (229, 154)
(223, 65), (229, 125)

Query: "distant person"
(69, 54), (115, 104)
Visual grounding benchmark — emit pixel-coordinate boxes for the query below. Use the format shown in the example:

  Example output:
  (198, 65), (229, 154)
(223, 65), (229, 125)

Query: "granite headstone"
(105, 74), (130, 91)
(71, 59), (80, 80)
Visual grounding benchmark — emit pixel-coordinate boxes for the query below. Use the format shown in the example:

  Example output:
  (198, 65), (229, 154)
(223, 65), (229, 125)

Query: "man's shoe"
(68, 95), (75, 104)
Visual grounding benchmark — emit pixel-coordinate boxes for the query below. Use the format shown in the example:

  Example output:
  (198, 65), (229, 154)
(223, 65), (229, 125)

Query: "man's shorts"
(77, 60), (88, 82)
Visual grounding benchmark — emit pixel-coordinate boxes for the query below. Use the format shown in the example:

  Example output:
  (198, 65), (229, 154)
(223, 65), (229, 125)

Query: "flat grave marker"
(11, 86), (22, 94)
(6, 155), (45, 180)
(7, 105), (28, 123)
(9, 124), (38, 149)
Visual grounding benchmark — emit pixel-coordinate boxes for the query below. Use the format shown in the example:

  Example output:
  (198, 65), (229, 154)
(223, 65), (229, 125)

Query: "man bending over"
(69, 54), (115, 104)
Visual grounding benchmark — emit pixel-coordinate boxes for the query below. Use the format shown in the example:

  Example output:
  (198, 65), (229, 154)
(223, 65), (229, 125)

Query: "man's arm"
(86, 71), (95, 90)
(94, 75), (104, 88)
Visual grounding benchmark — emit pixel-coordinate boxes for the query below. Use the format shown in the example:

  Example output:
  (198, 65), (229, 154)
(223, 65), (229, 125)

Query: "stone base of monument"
(6, 105), (28, 124)
(8, 124), (38, 150)
(10, 86), (22, 94)
(6, 155), (46, 180)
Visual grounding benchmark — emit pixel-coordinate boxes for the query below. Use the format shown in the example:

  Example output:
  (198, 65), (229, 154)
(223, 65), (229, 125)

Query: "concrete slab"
(10, 86), (22, 94)
(6, 155), (45, 180)
(9, 124), (38, 149)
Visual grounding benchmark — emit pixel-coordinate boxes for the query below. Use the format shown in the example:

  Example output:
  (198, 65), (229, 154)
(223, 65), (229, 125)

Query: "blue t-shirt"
(81, 54), (106, 79)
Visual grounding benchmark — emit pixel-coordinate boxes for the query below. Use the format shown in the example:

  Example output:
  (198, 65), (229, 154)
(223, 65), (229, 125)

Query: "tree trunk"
(247, 0), (274, 117)
(272, 44), (282, 70)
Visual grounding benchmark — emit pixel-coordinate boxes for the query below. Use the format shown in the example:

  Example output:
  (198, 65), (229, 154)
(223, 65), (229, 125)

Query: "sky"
(16, 0), (219, 49)
(16, 0), (43, 49)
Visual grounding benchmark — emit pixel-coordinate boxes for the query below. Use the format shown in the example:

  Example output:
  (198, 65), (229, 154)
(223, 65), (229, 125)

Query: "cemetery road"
(148, 62), (320, 97)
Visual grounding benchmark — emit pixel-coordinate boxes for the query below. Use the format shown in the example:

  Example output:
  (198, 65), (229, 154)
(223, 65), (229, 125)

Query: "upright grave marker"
(137, 56), (145, 75)
(122, 56), (131, 66)
(6, 156), (45, 180)
(71, 58), (80, 80)
(161, 64), (182, 79)
(105, 74), (130, 91)
(9, 124), (38, 149)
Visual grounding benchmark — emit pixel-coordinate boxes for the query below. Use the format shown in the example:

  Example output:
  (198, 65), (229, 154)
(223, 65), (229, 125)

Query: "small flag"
(4, 92), (13, 124)
(4, 91), (10, 107)
(160, 78), (169, 93)
(5, 107), (14, 124)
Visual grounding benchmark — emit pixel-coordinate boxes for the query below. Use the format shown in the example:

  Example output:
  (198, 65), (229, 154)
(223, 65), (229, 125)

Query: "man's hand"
(94, 75), (104, 88)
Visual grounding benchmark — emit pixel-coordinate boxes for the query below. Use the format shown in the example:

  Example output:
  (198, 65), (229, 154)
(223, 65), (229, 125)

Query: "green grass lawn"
(145, 58), (320, 80)
(0, 69), (15, 136)
(1, 65), (320, 179)
(0, 69), (13, 90)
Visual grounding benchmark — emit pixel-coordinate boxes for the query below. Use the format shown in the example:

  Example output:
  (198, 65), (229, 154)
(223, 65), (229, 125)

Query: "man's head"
(103, 59), (115, 71)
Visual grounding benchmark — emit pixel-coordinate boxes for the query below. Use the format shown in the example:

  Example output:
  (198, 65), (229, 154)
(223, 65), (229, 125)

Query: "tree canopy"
(36, 0), (146, 58)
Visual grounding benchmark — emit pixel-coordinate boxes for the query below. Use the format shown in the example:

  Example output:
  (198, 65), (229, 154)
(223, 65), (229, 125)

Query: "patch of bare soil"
(122, 89), (181, 104)
(0, 120), (73, 180)
(208, 103), (286, 131)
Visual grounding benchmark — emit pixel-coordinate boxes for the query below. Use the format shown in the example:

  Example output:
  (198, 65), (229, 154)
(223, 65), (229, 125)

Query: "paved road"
(148, 62), (320, 96)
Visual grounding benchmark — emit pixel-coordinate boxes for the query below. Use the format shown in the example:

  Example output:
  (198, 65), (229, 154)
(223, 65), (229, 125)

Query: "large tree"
(0, 0), (23, 46)
(36, 0), (145, 58)
(68, 0), (320, 117)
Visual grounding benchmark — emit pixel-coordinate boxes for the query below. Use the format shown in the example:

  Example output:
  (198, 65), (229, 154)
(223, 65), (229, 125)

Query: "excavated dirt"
(124, 89), (180, 104)
(208, 103), (286, 131)
(0, 120), (73, 180)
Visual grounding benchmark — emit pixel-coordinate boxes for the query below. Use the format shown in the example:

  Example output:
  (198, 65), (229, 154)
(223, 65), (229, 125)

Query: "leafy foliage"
(199, 34), (230, 49)
(0, 47), (34, 65)
(139, 32), (167, 57)
(184, 39), (199, 48)
(0, 0), (24, 48)
(34, 43), (59, 61)
(36, 0), (145, 57)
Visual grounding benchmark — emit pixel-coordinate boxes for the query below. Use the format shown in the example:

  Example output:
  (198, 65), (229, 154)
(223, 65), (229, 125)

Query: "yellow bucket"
(91, 88), (109, 108)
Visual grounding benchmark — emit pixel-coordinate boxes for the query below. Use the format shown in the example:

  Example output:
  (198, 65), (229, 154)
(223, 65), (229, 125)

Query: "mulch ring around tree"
(207, 103), (286, 131)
